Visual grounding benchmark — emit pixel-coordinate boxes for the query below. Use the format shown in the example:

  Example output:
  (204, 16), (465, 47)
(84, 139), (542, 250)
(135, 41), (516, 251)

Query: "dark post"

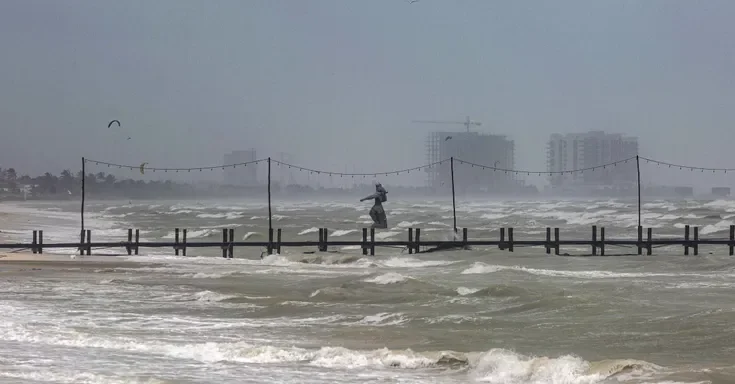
(508, 227), (514, 252)
(81, 157), (85, 242)
(370, 227), (375, 256)
(450, 157), (457, 233)
(545, 227), (551, 254)
(362, 228), (368, 255)
(591, 225), (597, 256)
(554, 227), (560, 255)
(415, 228), (421, 254)
(323, 228), (328, 252)
(693, 226), (699, 256)
(134, 229), (140, 255)
(600, 227), (605, 256)
(86, 230), (91, 255)
(499, 227), (505, 250)
(646, 227), (652, 255)
(267, 157), (273, 255)
(276, 228), (282, 254)
(228, 228), (234, 258)
(684, 225), (690, 255)
(637, 226), (643, 255)
(408, 228), (414, 254)
(318, 228), (324, 252)
(32, 230), (38, 254)
(38, 230), (43, 254)
(730, 225), (734, 256)
(127, 229), (133, 255)
(78, 229), (84, 255)
(462, 227), (468, 249)
(636, 155), (641, 228)
(174, 228), (180, 256)
(221, 228), (228, 258)
(182, 229), (188, 256)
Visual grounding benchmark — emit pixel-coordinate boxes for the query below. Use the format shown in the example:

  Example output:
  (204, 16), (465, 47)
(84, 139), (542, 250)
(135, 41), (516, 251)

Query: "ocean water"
(1, 197), (734, 383)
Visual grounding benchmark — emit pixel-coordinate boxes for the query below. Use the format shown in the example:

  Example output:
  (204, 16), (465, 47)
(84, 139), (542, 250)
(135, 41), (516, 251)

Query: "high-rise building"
(546, 131), (638, 187)
(223, 149), (258, 186)
(425, 131), (515, 192)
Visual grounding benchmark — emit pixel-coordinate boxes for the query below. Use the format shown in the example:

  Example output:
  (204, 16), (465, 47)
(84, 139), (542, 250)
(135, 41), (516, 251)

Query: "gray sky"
(1, 0), (734, 188)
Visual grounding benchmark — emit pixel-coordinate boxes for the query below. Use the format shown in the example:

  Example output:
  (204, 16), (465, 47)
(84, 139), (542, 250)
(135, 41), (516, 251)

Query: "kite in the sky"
(108, 120), (121, 128)
(445, 136), (452, 141)
(139, 162), (148, 175)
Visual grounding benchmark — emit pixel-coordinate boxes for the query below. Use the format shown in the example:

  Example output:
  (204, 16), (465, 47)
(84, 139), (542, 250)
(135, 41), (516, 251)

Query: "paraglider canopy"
(108, 120), (121, 128)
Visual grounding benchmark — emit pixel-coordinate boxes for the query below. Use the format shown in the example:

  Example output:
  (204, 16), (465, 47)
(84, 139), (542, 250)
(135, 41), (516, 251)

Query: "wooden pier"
(1, 225), (734, 257)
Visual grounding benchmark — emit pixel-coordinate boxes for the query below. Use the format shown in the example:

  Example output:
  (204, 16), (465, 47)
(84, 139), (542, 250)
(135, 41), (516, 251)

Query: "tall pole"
(450, 157), (457, 233)
(267, 157), (273, 254)
(636, 155), (641, 228)
(81, 157), (85, 253)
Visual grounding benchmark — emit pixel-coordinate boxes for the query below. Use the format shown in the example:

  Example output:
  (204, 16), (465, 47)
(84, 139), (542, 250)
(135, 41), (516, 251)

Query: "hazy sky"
(1, 0), (734, 188)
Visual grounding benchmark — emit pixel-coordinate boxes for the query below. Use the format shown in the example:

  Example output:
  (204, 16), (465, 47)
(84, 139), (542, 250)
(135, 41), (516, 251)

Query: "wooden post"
(134, 229), (140, 255)
(38, 230), (43, 254)
(508, 227), (514, 252)
(462, 227), (468, 249)
(79, 229), (84, 255)
(637, 226), (643, 255)
(730, 225), (734, 256)
(127, 229), (133, 255)
(450, 157), (457, 233)
(646, 227), (652, 255)
(684, 225), (690, 255)
(221, 228), (228, 258)
(415, 228), (421, 254)
(32, 230), (37, 254)
(408, 228), (413, 254)
(499, 227), (505, 250)
(554, 227), (560, 255)
(600, 227), (605, 256)
(318, 228), (324, 252)
(276, 228), (282, 254)
(545, 227), (551, 254)
(693, 226), (699, 256)
(370, 227), (375, 256)
(362, 228), (368, 255)
(323, 228), (328, 252)
(591, 225), (597, 256)
(85, 230), (91, 255)
(228, 228), (234, 258)
(182, 229), (188, 256)
(174, 228), (180, 256)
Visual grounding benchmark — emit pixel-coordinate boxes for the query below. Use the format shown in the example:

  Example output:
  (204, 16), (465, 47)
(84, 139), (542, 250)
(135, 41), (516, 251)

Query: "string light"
(83, 155), (735, 179)
(640, 156), (735, 173)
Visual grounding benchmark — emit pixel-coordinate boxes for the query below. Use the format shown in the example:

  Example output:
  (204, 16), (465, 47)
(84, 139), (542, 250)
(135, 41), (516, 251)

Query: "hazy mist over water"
(2, 0), (735, 190)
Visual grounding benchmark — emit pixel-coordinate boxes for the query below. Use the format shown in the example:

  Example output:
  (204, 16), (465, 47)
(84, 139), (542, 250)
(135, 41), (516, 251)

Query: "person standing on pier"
(360, 181), (388, 229)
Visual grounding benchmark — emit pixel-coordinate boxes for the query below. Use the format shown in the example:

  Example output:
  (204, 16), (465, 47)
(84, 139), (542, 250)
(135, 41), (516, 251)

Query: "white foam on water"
(701, 220), (734, 235)
(396, 221), (423, 228)
(379, 256), (457, 268)
(298, 227), (320, 235)
(375, 231), (401, 240)
(457, 287), (482, 296)
(330, 229), (357, 237)
(357, 312), (409, 326)
(242, 231), (260, 240)
(363, 272), (409, 284)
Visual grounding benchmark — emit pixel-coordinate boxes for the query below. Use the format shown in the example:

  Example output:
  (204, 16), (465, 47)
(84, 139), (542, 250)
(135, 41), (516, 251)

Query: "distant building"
(425, 131), (515, 192)
(223, 150), (257, 186)
(546, 131), (638, 188)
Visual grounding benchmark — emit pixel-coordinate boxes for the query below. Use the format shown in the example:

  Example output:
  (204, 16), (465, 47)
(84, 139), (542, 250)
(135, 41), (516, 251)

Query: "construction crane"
(411, 116), (482, 133)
